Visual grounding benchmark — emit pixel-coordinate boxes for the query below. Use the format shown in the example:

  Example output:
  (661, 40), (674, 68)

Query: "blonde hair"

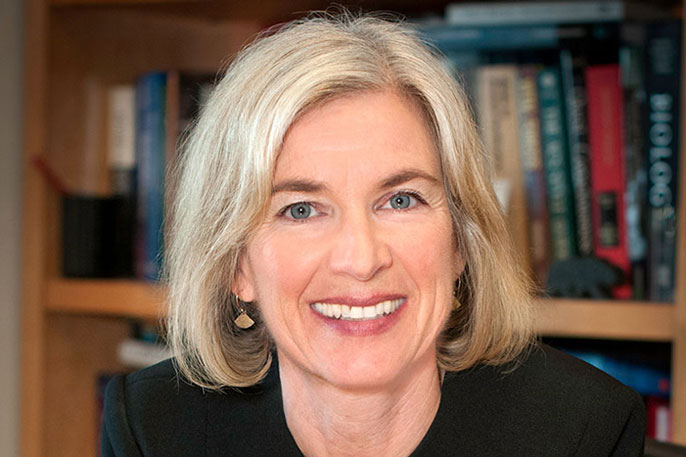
(166, 12), (534, 389)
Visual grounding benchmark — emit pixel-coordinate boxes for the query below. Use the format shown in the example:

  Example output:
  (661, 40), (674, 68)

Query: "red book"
(585, 64), (632, 299)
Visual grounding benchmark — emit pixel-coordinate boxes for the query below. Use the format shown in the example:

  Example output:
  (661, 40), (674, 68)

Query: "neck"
(278, 353), (442, 457)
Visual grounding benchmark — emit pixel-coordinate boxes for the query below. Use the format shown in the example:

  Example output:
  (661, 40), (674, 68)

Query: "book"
(135, 71), (167, 281)
(107, 85), (136, 196)
(567, 350), (671, 397)
(422, 22), (606, 53)
(537, 66), (577, 261)
(620, 24), (649, 300)
(164, 71), (215, 166)
(475, 65), (530, 273)
(445, 1), (668, 27)
(515, 65), (551, 285)
(117, 338), (172, 368)
(106, 84), (137, 277)
(585, 64), (632, 299)
(644, 21), (682, 302)
(135, 71), (214, 281)
(560, 48), (594, 257)
(646, 396), (672, 442)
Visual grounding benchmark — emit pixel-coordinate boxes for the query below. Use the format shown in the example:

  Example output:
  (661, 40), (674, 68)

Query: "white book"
(445, 1), (664, 26)
(107, 84), (136, 194)
(117, 338), (172, 369)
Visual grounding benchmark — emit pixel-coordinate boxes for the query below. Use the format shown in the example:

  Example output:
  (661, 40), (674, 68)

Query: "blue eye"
(390, 194), (414, 209)
(288, 203), (312, 219)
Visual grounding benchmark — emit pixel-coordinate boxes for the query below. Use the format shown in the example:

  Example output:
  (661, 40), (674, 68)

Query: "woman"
(101, 13), (645, 456)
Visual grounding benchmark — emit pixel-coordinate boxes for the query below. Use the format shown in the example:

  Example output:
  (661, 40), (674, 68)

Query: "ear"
(232, 254), (257, 303)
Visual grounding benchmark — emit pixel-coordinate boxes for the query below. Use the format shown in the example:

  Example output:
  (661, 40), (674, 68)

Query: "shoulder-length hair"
(166, 12), (534, 389)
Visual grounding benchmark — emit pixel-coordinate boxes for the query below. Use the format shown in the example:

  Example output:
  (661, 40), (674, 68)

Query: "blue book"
(569, 350), (671, 397)
(135, 71), (167, 281)
(421, 23), (615, 53)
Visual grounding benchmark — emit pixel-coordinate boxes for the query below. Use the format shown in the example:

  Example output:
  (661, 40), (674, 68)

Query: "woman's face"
(235, 91), (463, 389)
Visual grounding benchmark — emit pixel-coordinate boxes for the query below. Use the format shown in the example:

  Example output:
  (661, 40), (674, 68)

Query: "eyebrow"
(378, 169), (440, 189)
(271, 179), (326, 195)
(271, 168), (440, 196)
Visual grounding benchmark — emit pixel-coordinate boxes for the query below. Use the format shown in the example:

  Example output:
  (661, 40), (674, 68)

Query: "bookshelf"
(20, 0), (686, 456)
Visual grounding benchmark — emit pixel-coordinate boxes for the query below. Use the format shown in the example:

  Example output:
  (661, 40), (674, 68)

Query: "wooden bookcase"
(20, 0), (686, 455)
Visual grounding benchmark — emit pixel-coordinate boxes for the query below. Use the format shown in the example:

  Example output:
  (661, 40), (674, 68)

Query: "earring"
(232, 294), (255, 329)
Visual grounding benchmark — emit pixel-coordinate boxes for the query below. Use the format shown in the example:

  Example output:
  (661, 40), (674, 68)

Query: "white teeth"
(311, 298), (404, 321)
(375, 303), (384, 315)
(332, 304), (341, 318)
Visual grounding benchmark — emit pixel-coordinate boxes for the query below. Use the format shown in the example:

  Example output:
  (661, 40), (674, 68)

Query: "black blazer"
(101, 344), (645, 456)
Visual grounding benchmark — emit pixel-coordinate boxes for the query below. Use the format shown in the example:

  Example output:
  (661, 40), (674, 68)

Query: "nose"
(328, 209), (392, 281)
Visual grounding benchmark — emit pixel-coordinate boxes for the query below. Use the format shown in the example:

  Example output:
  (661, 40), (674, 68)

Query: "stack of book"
(421, 1), (682, 301)
(106, 72), (215, 281)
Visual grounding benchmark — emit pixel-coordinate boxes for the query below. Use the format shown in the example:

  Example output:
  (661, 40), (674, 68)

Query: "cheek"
(396, 216), (459, 277)
(246, 230), (323, 307)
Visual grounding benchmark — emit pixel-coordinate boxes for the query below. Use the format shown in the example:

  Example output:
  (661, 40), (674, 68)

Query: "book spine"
(560, 49), (594, 256)
(585, 64), (632, 299)
(516, 65), (551, 286)
(645, 396), (672, 441)
(164, 70), (180, 169)
(422, 23), (565, 52)
(538, 67), (578, 261)
(476, 65), (530, 274)
(445, 1), (624, 26)
(644, 21), (682, 302)
(135, 72), (167, 281)
(620, 26), (649, 300)
(107, 85), (136, 196)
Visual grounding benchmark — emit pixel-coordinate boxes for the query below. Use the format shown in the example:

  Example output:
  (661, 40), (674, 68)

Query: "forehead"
(274, 91), (441, 182)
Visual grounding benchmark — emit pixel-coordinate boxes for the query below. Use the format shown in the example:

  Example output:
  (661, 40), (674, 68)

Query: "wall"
(0, 0), (24, 454)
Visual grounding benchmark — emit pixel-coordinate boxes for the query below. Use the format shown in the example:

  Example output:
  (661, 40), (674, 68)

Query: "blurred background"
(1, 0), (23, 455)
(8, 0), (686, 456)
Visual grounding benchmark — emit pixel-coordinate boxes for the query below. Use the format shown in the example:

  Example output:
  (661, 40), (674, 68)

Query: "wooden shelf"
(45, 279), (675, 341)
(535, 298), (675, 342)
(46, 279), (165, 319)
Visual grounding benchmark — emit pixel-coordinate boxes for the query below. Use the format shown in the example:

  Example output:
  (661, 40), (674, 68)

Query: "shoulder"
(101, 359), (281, 457)
(436, 344), (645, 456)
(101, 359), (207, 457)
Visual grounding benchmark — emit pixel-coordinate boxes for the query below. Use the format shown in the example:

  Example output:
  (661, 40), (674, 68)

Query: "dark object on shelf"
(645, 438), (686, 457)
(62, 194), (135, 277)
(545, 256), (624, 298)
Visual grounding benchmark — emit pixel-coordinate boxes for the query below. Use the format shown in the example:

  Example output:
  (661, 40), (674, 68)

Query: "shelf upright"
(20, 0), (50, 456)
(671, 3), (686, 438)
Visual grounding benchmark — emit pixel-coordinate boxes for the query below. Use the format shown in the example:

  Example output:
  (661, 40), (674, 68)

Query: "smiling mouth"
(311, 298), (405, 321)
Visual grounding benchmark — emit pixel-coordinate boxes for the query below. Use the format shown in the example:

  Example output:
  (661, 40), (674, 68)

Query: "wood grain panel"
(535, 299), (674, 341)
(670, 3), (686, 441)
(47, 279), (166, 319)
(20, 0), (50, 456)
(44, 316), (131, 457)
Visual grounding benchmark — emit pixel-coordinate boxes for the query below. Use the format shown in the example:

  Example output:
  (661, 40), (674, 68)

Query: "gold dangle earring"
(232, 294), (255, 329)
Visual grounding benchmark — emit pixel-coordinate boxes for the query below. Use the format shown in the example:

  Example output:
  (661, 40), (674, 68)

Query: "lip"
(309, 295), (407, 336)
